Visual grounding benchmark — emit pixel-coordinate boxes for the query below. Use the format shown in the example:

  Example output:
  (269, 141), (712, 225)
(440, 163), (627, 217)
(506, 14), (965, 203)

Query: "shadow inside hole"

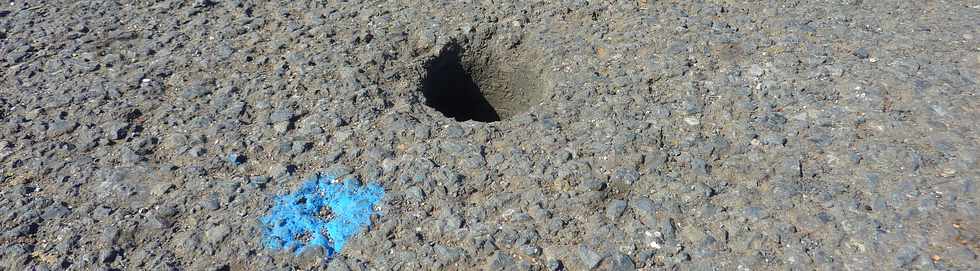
(422, 48), (501, 122)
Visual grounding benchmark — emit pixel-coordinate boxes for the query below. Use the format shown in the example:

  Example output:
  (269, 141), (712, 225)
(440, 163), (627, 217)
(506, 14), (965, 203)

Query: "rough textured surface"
(1, 0), (978, 270)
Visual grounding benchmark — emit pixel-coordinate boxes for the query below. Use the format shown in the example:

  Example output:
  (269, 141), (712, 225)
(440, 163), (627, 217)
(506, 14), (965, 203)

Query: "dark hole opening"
(421, 48), (501, 122)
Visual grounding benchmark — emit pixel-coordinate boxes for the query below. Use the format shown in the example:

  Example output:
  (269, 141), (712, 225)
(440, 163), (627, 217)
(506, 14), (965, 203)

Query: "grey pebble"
(605, 200), (627, 221)
(578, 245), (603, 270)
(46, 120), (77, 137)
(630, 198), (659, 226)
(269, 110), (294, 123)
(853, 47), (870, 59)
(485, 252), (517, 270)
(204, 224), (230, 244)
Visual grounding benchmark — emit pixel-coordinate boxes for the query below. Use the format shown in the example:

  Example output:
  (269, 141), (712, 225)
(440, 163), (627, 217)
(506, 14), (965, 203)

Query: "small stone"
(546, 259), (563, 271)
(273, 122), (291, 133)
(181, 85), (211, 99)
(766, 113), (787, 127)
(205, 224), (230, 244)
(631, 198), (659, 226)
(578, 179), (606, 192)
(748, 64), (764, 76)
(486, 252), (517, 270)
(381, 158), (398, 173)
(528, 205), (552, 221)
(150, 181), (175, 196)
(683, 117), (700, 126)
(541, 117), (560, 129)
(41, 204), (70, 220)
(93, 206), (113, 218)
(435, 245), (464, 262)
(202, 196), (221, 210)
(163, 134), (188, 150)
(156, 205), (179, 218)
(661, 218), (677, 240)
(192, 0), (216, 8)
(120, 147), (144, 163)
(299, 246), (327, 268)
(578, 245), (602, 270)
(324, 164), (352, 178)
(605, 200), (627, 220)
(610, 168), (640, 187)
(602, 253), (635, 270)
(99, 248), (119, 263)
(826, 65), (844, 77)
(326, 257), (351, 271)
(520, 244), (542, 256)
(6, 223), (38, 238)
(189, 146), (207, 157)
(267, 163), (294, 177)
(764, 134), (787, 146)
(446, 215), (463, 230)
(445, 124), (464, 138)
(291, 141), (312, 155)
(692, 159), (708, 175)
(644, 230), (664, 250)
(105, 121), (129, 140)
(416, 28), (438, 50)
(276, 140), (293, 156)
(414, 126), (430, 139)
(146, 216), (174, 229)
(939, 168), (956, 177)
(248, 176), (269, 189)
(744, 206), (765, 221)
(853, 47), (870, 59)
(406, 186), (425, 201)
(47, 120), (77, 137)
(269, 110), (294, 123)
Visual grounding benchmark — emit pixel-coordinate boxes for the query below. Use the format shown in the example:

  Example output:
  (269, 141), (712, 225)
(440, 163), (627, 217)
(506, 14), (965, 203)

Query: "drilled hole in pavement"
(421, 43), (544, 123)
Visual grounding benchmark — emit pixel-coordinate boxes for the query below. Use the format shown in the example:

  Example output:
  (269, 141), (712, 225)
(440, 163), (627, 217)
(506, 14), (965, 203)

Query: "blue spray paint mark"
(260, 174), (384, 258)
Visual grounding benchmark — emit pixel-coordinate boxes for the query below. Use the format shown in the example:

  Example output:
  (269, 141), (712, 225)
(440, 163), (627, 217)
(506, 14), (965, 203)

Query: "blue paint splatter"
(260, 174), (384, 258)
